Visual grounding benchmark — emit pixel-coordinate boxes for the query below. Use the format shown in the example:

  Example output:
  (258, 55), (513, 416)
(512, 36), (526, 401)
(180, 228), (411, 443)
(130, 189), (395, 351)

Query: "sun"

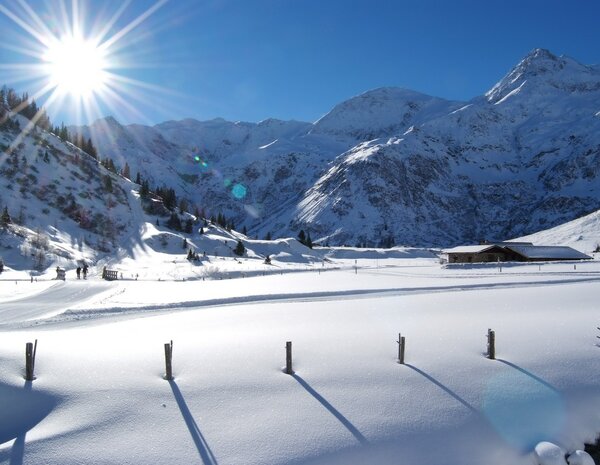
(44, 34), (108, 99)
(0, 0), (171, 129)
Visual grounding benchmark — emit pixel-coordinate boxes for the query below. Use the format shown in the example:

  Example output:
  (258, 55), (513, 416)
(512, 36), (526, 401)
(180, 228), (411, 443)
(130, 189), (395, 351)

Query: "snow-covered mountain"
(65, 49), (600, 246)
(0, 113), (139, 270)
(0, 112), (328, 272)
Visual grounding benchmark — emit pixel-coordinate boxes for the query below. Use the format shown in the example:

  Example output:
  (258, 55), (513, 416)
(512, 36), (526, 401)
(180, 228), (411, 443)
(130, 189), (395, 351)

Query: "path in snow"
(0, 281), (111, 324)
(7, 271), (600, 328)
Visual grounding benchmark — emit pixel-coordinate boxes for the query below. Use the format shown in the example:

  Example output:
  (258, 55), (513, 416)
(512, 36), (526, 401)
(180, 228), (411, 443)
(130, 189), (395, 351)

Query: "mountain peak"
(485, 48), (599, 104)
(312, 86), (459, 140)
(523, 48), (557, 62)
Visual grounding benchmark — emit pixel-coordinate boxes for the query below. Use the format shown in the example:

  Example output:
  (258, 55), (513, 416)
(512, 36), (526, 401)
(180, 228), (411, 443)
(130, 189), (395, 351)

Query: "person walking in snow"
(82, 264), (88, 279)
(76, 266), (81, 279)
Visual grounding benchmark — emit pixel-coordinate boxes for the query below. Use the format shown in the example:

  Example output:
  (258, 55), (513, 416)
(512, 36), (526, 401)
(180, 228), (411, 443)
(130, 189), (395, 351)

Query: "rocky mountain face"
(74, 48), (600, 246)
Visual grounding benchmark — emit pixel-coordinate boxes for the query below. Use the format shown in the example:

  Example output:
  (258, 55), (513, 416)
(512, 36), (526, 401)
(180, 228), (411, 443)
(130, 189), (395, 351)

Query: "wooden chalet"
(443, 242), (591, 264)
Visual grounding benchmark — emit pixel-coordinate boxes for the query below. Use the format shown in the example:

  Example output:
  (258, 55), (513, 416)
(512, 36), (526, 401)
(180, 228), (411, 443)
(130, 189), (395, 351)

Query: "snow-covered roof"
(505, 245), (591, 260)
(442, 245), (499, 254)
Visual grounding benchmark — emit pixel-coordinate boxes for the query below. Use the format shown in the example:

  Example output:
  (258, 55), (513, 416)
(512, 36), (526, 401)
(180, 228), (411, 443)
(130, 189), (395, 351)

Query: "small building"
(503, 245), (591, 262)
(442, 245), (510, 264)
(443, 242), (591, 264)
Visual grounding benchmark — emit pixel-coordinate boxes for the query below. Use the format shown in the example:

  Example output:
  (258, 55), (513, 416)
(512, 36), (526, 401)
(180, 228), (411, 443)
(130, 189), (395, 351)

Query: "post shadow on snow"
(9, 431), (25, 465)
(496, 359), (559, 393)
(7, 381), (31, 465)
(168, 380), (218, 465)
(0, 381), (56, 465)
(404, 364), (477, 414)
(291, 374), (369, 446)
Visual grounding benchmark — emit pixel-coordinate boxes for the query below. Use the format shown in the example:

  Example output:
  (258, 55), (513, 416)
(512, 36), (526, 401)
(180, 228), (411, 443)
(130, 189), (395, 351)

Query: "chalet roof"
(442, 245), (499, 254)
(504, 245), (591, 260)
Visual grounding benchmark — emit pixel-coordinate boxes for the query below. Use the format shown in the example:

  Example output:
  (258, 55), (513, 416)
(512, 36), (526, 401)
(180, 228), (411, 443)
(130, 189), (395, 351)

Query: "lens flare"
(232, 183), (247, 200)
(483, 369), (565, 451)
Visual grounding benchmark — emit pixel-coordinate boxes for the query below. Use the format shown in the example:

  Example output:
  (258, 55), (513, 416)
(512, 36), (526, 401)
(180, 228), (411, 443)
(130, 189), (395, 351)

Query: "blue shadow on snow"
(405, 364), (477, 413)
(169, 380), (218, 465)
(292, 374), (368, 446)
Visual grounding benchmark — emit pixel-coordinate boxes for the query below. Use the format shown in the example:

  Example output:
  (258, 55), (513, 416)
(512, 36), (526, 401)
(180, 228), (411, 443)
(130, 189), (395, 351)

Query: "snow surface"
(1, 248), (599, 465)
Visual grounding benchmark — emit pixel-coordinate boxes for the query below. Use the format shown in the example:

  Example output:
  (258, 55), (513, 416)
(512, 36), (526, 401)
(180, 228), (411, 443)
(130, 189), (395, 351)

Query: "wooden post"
(487, 329), (495, 360)
(285, 341), (293, 375)
(25, 339), (37, 381)
(397, 334), (405, 364)
(164, 340), (173, 380)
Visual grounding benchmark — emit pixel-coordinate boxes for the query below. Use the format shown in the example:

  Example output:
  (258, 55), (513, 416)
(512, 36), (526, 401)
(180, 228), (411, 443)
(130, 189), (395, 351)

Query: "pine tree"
(1, 206), (11, 227)
(182, 238), (187, 249)
(122, 163), (131, 180)
(179, 198), (189, 213)
(242, 225), (247, 236)
(135, 172), (142, 185)
(298, 230), (306, 245)
(167, 212), (182, 231)
(140, 179), (150, 198)
(103, 175), (113, 193)
(59, 124), (69, 141)
(306, 232), (313, 249)
(265, 231), (272, 241)
(234, 240), (245, 256)
(85, 138), (97, 159)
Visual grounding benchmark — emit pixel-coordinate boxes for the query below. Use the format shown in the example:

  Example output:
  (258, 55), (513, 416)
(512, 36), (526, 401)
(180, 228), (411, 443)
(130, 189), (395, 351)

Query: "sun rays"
(0, 0), (173, 147)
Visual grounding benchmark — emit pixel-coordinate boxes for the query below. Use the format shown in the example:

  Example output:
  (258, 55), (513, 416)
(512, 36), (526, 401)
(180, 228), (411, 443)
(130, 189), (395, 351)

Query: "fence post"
(397, 334), (405, 364)
(164, 340), (173, 380)
(25, 339), (37, 381)
(487, 329), (495, 360)
(285, 341), (293, 374)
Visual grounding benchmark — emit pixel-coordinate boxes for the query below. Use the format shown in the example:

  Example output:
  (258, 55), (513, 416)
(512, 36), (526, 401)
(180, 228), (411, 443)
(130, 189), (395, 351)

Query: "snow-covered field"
(1, 252), (599, 465)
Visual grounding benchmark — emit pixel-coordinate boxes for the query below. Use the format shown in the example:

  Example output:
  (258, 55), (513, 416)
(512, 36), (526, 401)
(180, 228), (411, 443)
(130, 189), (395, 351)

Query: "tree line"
(0, 85), (98, 159)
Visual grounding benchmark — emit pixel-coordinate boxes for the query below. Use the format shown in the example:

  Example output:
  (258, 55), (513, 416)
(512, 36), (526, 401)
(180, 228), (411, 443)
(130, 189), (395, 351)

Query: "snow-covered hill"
(0, 112), (329, 275)
(514, 208), (600, 255)
(69, 48), (600, 247)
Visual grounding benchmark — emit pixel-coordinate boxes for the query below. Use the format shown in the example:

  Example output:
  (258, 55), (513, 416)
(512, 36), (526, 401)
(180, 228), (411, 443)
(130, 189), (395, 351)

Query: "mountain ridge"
(37, 48), (600, 247)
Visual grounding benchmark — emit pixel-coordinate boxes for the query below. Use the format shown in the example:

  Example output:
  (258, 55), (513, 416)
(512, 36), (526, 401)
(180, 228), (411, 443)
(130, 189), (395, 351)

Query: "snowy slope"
(0, 113), (329, 277)
(514, 208), (600, 254)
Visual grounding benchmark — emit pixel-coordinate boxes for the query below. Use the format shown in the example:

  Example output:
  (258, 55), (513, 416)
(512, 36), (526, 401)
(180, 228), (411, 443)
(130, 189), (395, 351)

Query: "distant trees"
(139, 179), (150, 199)
(298, 229), (312, 248)
(0, 206), (11, 228)
(234, 240), (245, 256)
(122, 162), (131, 180)
(101, 157), (117, 173)
(0, 87), (50, 130)
(166, 212), (182, 231)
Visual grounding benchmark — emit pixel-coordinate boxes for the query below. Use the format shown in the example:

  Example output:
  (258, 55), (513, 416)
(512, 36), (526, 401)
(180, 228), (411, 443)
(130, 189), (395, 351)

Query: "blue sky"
(1, 0), (599, 126)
